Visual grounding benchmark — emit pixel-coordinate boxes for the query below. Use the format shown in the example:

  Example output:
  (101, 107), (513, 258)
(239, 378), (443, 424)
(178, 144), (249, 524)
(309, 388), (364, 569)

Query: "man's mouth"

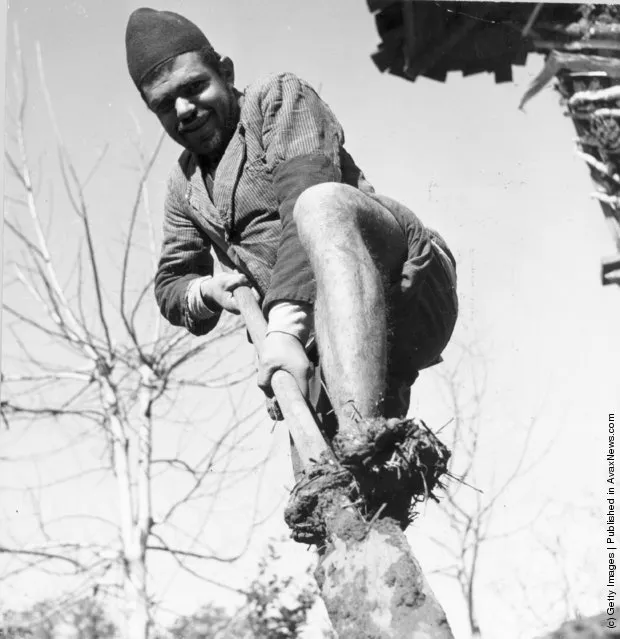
(179, 112), (212, 135)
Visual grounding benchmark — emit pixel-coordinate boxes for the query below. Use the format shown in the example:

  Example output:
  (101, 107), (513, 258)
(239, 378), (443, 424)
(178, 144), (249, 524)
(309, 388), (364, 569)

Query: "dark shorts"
(383, 234), (458, 417)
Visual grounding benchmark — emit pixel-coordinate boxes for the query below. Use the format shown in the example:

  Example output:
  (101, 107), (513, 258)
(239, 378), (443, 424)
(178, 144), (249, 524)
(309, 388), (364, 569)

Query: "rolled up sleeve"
(154, 171), (221, 336)
(259, 73), (344, 313)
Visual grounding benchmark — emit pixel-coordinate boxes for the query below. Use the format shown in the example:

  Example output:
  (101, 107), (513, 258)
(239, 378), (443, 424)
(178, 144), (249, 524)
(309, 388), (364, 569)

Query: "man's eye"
(185, 81), (205, 95)
(155, 100), (173, 114)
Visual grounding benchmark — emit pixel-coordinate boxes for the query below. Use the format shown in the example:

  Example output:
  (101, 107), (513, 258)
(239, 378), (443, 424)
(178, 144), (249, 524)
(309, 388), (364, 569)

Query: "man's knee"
(292, 182), (357, 235)
(293, 182), (406, 274)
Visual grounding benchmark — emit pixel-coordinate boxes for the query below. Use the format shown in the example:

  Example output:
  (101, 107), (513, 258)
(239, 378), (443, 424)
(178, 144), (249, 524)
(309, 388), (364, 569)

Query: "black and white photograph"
(0, 1), (618, 637)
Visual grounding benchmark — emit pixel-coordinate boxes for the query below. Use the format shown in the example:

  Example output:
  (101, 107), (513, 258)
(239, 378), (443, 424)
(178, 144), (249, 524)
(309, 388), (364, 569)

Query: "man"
(125, 8), (458, 526)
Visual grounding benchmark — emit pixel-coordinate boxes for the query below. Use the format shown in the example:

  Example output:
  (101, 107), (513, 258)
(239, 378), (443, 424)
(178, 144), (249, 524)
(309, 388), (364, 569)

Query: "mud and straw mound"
(285, 417), (451, 543)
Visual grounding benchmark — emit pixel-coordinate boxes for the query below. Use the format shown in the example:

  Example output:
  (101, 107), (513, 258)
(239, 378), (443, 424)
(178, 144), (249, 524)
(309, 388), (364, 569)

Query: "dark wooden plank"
(403, 7), (492, 80)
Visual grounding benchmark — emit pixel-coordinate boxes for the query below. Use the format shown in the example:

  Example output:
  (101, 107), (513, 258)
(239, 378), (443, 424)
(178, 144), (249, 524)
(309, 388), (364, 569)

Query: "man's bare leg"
(293, 182), (407, 437)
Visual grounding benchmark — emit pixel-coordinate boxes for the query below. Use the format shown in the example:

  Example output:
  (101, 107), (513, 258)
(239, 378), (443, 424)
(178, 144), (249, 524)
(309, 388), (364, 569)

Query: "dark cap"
(125, 8), (215, 88)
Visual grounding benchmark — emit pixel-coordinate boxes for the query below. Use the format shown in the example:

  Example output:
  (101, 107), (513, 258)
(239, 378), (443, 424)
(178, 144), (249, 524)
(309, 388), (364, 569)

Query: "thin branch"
(0, 547), (85, 570)
(119, 132), (165, 350)
(4, 216), (46, 259)
(148, 534), (249, 596)
(151, 458), (197, 475)
(4, 150), (27, 187)
(82, 143), (110, 190)
(1, 372), (90, 383)
(9, 30), (99, 364)
(35, 41), (115, 356)
(129, 275), (156, 332)
(157, 404), (263, 525)
(1, 401), (103, 422)
(147, 544), (235, 563)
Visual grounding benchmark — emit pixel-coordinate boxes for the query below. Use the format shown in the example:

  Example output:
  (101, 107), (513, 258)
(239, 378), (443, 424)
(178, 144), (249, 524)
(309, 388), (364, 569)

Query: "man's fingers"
(225, 291), (241, 314)
(266, 397), (284, 421)
(225, 272), (249, 290)
(256, 334), (312, 418)
(256, 366), (274, 397)
(223, 273), (260, 307)
(258, 361), (310, 398)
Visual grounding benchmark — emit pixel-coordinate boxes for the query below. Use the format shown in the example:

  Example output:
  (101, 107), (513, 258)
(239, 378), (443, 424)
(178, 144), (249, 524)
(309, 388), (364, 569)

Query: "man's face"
(142, 51), (239, 158)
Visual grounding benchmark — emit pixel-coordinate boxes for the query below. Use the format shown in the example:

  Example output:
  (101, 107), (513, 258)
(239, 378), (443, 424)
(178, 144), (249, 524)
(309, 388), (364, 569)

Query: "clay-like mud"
(317, 513), (454, 639)
(286, 418), (454, 637)
(284, 454), (360, 544)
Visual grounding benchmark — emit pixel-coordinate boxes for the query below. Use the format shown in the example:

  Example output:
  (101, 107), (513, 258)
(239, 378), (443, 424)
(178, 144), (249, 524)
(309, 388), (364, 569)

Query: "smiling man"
(125, 8), (458, 529)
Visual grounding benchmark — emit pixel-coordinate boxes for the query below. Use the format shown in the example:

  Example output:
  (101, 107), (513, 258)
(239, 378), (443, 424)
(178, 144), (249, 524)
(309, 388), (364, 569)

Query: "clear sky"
(2, 1), (619, 638)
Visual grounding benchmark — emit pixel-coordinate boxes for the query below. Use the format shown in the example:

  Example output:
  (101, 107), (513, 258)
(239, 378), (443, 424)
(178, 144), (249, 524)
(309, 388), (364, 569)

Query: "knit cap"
(126, 8), (215, 88)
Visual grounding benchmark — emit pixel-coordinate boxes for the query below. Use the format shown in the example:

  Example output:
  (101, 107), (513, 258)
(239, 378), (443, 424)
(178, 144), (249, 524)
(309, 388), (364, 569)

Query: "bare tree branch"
(82, 143), (110, 190)
(119, 132), (165, 350)
(35, 41), (115, 356)
(429, 340), (549, 638)
(0, 547), (86, 570)
(4, 215), (46, 258)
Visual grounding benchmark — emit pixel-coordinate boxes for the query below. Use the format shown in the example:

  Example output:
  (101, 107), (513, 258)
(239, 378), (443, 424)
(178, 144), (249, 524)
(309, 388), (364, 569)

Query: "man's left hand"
(257, 332), (313, 400)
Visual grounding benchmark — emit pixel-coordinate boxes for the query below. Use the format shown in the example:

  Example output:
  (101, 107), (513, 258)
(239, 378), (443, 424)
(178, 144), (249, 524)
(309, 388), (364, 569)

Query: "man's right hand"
(257, 331), (313, 400)
(199, 272), (250, 315)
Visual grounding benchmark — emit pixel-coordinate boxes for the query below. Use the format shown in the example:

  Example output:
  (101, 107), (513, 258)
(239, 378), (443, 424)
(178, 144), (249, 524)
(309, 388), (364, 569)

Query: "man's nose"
(175, 97), (195, 119)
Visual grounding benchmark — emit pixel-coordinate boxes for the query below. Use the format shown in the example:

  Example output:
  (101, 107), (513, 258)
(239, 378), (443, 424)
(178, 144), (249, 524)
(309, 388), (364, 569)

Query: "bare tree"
(428, 341), (549, 638)
(1, 31), (270, 639)
(502, 496), (605, 638)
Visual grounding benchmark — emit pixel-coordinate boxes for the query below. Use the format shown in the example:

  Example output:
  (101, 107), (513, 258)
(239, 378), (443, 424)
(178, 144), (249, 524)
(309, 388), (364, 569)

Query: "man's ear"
(218, 56), (235, 85)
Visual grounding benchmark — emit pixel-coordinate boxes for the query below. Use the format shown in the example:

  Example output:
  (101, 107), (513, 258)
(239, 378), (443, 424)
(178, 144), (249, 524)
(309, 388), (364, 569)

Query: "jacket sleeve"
(258, 73), (344, 314)
(154, 171), (221, 336)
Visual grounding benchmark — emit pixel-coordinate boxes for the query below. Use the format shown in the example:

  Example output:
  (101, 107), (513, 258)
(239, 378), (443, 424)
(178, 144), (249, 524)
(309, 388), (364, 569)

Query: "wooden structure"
(367, 1), (620, 286)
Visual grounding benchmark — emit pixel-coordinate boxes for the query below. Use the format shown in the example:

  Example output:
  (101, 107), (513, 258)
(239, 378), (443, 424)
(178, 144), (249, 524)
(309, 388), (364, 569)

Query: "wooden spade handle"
(233, 286), (331, 468)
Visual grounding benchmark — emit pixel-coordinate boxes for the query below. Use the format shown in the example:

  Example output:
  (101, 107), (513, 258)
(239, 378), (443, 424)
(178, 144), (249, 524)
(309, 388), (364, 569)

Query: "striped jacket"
(154, 72), (457, 350)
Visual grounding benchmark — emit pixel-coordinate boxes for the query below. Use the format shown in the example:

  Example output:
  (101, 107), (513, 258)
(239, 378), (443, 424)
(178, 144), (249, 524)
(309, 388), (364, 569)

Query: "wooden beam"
(367, 0), (397, 13)
(402, 5), (493, 81)
(602, 254), (620, 286)
(533, 39), (620, 53)
(521, 2), (543, 38)
(401, 0), (415, 75)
